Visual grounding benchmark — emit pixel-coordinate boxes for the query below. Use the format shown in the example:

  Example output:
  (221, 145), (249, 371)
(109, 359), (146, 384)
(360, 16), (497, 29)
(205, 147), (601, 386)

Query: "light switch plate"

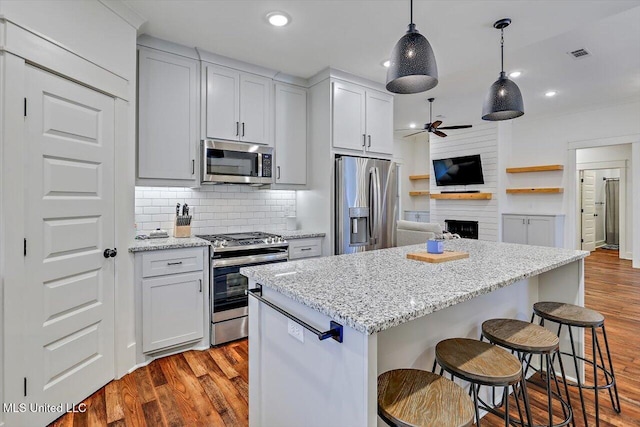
(287, 319), (304, 343)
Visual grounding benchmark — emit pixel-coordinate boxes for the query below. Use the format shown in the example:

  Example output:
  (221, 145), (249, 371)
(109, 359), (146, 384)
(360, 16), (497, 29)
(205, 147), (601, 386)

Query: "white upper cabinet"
(205, 64), (240, 141)
(332, 81), (366, 152)
(274, 83), (307, 185)
(365, 89), (394, 155)
(138, 47), (198, 183)
(332, 80), (393, 155)
(204, 64), (272, 145)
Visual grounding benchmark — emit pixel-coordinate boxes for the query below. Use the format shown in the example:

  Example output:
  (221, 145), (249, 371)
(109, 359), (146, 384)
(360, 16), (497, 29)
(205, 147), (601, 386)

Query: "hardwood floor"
(51, 249), (639, 426)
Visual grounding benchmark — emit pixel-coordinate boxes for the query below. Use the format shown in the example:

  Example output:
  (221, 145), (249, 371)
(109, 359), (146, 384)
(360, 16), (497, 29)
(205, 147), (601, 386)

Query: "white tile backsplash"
(135, 186), (296, 236)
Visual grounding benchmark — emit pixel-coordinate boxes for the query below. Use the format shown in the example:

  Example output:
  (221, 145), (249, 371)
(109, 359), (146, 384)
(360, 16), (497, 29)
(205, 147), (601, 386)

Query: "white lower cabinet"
(135, 247), (209, 355)
(502, 214), (564, 248)
(288, 237), (323, 260)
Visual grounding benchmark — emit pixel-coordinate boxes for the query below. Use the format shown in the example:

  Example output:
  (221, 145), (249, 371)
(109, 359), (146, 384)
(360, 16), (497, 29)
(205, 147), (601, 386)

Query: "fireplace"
(445, 220), (479, 239)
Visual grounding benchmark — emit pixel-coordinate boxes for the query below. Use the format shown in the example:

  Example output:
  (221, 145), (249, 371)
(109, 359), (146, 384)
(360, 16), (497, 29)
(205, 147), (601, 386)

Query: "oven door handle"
(213, 252), (288, 268)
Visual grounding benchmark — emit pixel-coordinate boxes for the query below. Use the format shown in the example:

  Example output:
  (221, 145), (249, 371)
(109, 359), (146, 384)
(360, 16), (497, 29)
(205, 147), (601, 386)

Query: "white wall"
(393, 134), (429, 215)
(430, 123), (499, 241)
(506, 101), (640, 258)
(135, 186), (296, 236)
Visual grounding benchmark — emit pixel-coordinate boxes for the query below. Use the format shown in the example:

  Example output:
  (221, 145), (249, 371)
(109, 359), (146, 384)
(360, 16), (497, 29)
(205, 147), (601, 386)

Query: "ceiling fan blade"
(403, 130), (427, 138)
(437, 125), (473, 130)
(431, 120), (443, 129)
(433, 130), (448, 138)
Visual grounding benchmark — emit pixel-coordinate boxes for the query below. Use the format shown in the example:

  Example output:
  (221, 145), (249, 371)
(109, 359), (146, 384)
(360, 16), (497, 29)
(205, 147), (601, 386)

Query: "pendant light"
(482, 18), (524, 121)
(386, 0), (438, 94)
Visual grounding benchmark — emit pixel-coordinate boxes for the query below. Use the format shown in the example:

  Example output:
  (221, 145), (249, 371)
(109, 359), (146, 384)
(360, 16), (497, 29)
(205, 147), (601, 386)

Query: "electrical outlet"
(287, 319), (304, 343)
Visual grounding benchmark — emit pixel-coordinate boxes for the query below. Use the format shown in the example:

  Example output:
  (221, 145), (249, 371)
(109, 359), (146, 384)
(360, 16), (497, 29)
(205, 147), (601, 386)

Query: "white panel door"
(502, 215), (528, 244)
(138, 48), (197, 181)
(581, 170), (597, 251)
(527, 216), (556, 247)
(22, 65), (115, 426)
(275, 83), (307, 184)
(205, 64), (240, 141)
(332, 80), (366, 152)
(240, 73), (271, 145)
(365, 90), (393, 155)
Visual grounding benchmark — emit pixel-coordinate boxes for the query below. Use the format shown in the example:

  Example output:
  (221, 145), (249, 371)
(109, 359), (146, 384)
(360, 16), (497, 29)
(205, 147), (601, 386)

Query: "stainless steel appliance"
(335, 156), (399, 254)
(201, 140), (274, 185)
(196, 232), (288, 345)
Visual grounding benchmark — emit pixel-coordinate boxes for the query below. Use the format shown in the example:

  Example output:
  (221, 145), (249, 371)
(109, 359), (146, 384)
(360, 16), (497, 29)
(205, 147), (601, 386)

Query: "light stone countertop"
(280, 230), (326, 240)
(128, 236), (211, 253)
(240, 239), (589, 335)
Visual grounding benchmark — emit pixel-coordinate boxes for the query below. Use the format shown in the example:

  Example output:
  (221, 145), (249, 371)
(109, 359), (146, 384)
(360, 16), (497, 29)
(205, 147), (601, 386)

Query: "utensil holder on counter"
(173, 215), (192, 238)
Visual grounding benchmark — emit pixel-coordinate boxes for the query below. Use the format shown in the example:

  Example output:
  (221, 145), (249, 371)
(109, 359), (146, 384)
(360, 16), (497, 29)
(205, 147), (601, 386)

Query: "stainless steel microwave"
(201, 140), (273, 185)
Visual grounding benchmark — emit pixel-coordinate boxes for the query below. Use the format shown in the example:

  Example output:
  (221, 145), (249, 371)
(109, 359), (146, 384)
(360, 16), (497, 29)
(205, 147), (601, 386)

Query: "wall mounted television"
(432, 154), (485, 186)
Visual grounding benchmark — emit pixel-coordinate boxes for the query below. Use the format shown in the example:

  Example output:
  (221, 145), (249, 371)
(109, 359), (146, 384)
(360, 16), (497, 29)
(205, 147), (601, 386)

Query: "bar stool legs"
(533, 301), (621, 427)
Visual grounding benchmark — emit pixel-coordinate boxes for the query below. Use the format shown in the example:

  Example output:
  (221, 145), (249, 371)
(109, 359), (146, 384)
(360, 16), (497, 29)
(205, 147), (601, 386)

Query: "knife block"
(173, 217), (191, 238)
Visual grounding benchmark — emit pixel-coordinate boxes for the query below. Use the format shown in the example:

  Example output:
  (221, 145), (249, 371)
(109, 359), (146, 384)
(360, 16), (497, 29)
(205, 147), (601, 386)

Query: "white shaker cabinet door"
(138, 48), (197, 181)
(365, 89), (394, 155)
(527, 216), (556, 248)
(205, 64), (240, 141)
(240, 73), (271, 145)
(332, 80), (366, 152)
(502, 215), (528, 244)
(274, 83), (307, 184)
(142, 272), (204, 353)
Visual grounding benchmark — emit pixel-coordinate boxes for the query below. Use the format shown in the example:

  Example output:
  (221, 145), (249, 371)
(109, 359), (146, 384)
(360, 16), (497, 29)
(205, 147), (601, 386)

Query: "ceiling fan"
(398, 98), (472, 138)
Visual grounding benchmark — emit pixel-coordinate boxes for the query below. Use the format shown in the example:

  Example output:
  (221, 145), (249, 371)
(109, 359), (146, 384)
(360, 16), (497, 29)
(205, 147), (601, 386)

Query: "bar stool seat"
(435, 338), (532, 426)
(534, 301), (604, 327)
(482, 317), (559, 353)
(435, 338), (522, 385)
(378, 369), (474, 427)
(482, 318), (573, 427)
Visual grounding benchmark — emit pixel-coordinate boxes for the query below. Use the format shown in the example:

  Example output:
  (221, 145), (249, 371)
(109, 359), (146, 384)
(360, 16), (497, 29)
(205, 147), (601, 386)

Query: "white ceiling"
(125, 0), (640, 130)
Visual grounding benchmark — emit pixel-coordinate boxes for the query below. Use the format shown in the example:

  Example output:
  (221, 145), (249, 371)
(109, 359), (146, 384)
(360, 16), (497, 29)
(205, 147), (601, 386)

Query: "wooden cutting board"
(406, 251), (469, 263)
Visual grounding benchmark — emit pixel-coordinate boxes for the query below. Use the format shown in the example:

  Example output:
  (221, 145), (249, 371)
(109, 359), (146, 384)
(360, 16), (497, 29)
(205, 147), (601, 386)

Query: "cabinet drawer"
(288, 238), (322, 260)
(142, 248), (204, 278)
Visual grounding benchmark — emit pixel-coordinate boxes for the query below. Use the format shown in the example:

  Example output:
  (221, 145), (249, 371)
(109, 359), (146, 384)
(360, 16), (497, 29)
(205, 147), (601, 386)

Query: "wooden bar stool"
(482, 318), (574, 427)
(434, 338), (533, 427)
(378, 369), (475, 427)
(533, 302), (621, 427)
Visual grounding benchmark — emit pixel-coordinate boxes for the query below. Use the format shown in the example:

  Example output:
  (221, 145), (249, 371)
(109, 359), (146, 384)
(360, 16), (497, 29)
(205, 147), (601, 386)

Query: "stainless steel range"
(196, 232), (288, 345)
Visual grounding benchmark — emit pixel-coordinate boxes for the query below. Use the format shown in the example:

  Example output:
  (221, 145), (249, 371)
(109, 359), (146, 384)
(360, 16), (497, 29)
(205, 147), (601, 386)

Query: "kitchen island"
(241, 239), (588, 427)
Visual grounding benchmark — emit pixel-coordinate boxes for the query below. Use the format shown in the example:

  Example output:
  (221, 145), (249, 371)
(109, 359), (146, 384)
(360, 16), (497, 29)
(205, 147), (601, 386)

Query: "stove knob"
(276, 236), (284, 243)
(213, 240), (220, 247)
(264, 238), (270, 244)
(221, 240), (228, 247)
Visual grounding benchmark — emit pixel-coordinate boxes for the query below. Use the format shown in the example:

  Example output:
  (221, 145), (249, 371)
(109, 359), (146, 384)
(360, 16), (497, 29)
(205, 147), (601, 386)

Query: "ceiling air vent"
(568, 48), (592, 59)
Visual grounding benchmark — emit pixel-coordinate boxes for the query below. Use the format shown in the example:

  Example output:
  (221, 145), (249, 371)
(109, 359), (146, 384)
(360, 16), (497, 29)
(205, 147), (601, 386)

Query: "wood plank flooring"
(50, 248), (639, 426)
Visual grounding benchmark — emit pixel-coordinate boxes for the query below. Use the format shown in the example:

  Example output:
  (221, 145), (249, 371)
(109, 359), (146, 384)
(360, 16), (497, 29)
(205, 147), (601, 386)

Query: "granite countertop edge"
(241, 247), (588, 335)
(128, 237), (211, 253)
(280, 231), (326, 240)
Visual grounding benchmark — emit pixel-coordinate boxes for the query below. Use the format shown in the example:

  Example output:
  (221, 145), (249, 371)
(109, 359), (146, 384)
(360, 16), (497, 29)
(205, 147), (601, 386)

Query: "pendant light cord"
(500, 28), (505, 73)
(410, 0), (413, 25)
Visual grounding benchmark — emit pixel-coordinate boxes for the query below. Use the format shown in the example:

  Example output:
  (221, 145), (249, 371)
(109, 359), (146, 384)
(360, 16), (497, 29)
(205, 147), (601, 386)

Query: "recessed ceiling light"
(266, 11), (291, 27)
(545, 91), (557, 97)
(509, 71), (521, 78)
(409, 123), (417, 129)
(382, 60), (391, 68)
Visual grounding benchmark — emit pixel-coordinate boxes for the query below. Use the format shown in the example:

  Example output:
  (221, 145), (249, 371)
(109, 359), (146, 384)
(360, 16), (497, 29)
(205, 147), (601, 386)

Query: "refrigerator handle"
(375, 167), (382, 246)
(368, 169), (375, 243)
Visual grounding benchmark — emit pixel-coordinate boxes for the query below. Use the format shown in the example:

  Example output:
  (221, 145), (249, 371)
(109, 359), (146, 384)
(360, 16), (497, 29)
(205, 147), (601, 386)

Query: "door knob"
(103, 248), (117, 258)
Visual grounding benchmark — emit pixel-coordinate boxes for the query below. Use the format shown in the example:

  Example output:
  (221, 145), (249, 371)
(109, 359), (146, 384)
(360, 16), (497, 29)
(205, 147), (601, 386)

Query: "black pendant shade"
(482, 18), (524, 121)
(386, 1), (438, 94)
(482, 71), (524, 121)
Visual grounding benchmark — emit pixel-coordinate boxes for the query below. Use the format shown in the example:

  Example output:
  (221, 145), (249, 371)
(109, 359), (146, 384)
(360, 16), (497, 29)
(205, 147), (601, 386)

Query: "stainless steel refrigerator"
(335, 156), (399, 255)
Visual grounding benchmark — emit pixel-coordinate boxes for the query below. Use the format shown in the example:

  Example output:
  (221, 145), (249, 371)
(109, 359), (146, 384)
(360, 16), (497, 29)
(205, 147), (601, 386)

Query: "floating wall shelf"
(506, 165), (564, 173)
(506, 188), (564, 194)
(409, 174), (430, 180)
(409, 191), (430, 196)
(431, 193), (492, 200)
